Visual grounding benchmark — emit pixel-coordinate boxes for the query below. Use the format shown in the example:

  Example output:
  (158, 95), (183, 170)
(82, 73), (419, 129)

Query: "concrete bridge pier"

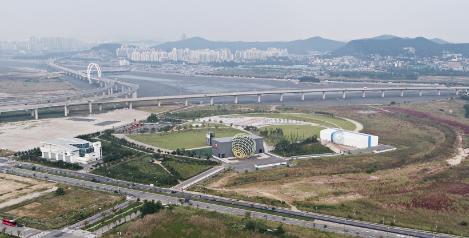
(279, 94), (284, 102)
(362, 90), (366, 98)
(419, 90), (423, 97)
(210, 97), (214, 106)
(455, 89), (460, 96)
(322, 92), (326, 100)
(185, 99), (189, 106)
(99, 104), (103, 111)
(437, 89), (441, 96)
(257, 94), (262, 103)
(158, 100), (161, 107)
(89, 102), (93, 114)
(381, 90), (385, 98)
(33, 108), (38, 120)
(301, 93), (305, 101)
(342, 91), (346, 99)
(129, 102), (133, 110)
(400, 90), (405, 97)
(64, 105), (69, 117)
(234, 96), (238, 104)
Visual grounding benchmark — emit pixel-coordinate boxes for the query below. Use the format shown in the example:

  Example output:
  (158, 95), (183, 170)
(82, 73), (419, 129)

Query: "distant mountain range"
(153, 37), (345, 55)
(92, 36), (469, 58)
(333, 36), (469, 57)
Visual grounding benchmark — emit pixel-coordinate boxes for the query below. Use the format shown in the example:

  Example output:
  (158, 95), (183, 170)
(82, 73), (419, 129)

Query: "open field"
(162, 158), (217, 180)
(92, 156), (178, 186)
(103, 206), (349, 238)
(259, 124), (323, 143)
(0, 173), (55, 209)
(0, 109), (150, 151)
(0, 186), (123, 230)
(194, 103), (469, 236)
(400, 99), (469, 126)
(129, 127), (243, 150)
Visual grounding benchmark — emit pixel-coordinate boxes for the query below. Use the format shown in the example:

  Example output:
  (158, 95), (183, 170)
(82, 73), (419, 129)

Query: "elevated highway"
(0, 84), (468, 120)
(1, 62), (468, 119)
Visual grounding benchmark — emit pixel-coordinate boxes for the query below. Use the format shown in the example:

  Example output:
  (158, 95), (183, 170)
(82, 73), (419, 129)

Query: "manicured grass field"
(0, 186), (123, 230)
(129, 127), (243, 150)
(245, 112), (356, 131)
(92, 156), (178, 186)
(162, 158), (217, 180)
(103, 206), (349, 238)
(259, 124), (323, 143)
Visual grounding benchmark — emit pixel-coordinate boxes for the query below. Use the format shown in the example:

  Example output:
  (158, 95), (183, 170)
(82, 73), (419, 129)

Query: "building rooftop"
(320, 128), (377, 137)
(41, 138), (91, 151)
(44, 137), (90, 146)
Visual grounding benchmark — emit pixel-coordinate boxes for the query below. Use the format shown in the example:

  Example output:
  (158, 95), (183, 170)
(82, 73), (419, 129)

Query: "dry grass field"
(193, 102), (469, 236)
(104, 206), (350, 238)
(1, 186), (123, 229)
(400, 99), (468, 125)
(0, 173), (55, 209)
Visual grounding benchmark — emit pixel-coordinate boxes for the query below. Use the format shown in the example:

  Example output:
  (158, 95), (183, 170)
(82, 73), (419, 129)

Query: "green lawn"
(246, 113), (356, 131)
(92, 156), (178, 187)
(129, 127), (243, 150)
(162, 158), (217, 180)
(259, 125), (323, 144)
(0, 186), (123, 230)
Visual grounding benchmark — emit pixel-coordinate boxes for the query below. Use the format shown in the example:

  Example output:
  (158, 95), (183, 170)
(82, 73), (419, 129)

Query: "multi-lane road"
(0, 161), (459, 238)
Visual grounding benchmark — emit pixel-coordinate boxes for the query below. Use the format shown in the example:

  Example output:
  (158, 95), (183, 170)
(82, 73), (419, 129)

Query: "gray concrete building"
(211, 135), (265, 159)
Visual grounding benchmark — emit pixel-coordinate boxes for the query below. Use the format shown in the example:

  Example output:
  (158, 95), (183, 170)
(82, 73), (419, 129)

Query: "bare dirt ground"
(0, 109), (150, 151)
(206, 160), (447, 208)
(0, 173), (55, 209)
(447, 134), (469, 166)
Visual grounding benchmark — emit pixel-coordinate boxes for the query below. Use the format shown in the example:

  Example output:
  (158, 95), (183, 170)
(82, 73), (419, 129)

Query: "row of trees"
(243, 212), (285, 236)
(273, 135), (332, 157)
(140, 200), (164, 217)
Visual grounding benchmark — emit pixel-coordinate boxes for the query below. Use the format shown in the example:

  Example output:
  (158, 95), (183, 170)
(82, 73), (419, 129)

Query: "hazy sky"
(1, 0), (469, 43)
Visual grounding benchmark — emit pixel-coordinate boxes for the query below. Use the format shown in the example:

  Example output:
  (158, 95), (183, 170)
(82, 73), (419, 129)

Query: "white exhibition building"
(320, 128), (379, 149)
(39, 138), (102, 164)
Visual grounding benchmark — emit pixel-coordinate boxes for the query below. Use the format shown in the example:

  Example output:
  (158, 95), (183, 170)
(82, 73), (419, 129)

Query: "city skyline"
(1, 0), (469, 43)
